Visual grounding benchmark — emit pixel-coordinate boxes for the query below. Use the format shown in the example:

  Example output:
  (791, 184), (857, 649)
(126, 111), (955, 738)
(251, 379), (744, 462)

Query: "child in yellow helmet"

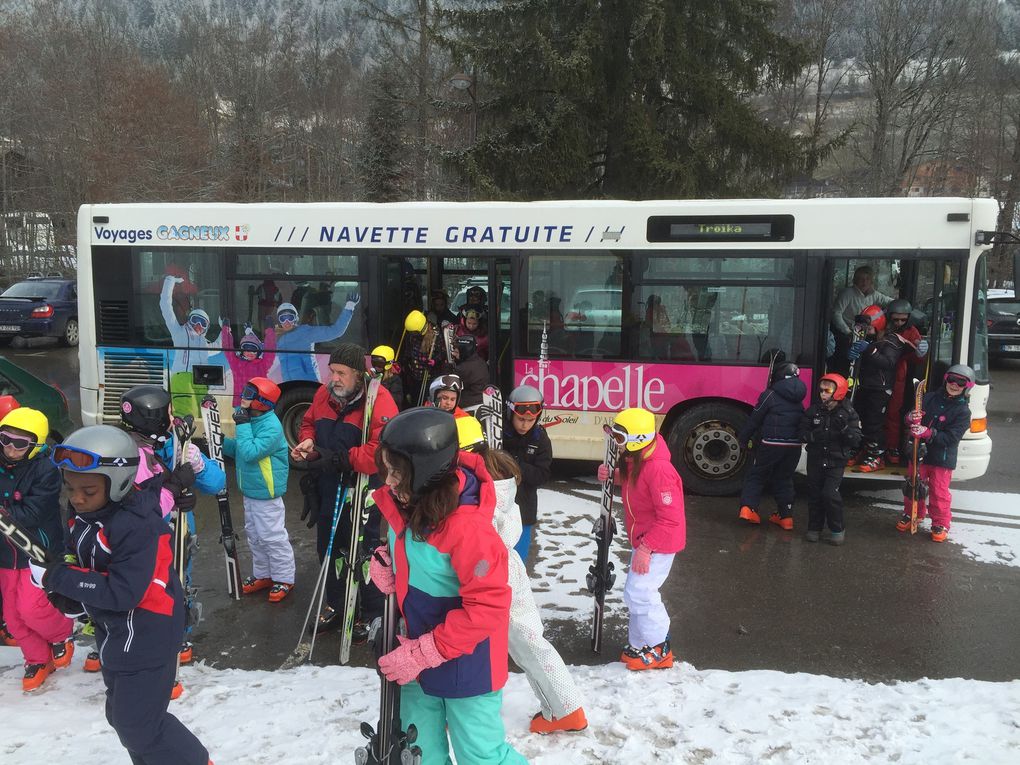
(370, 344), (404, 410)
(597, 407), (686, 671)
(0, 407), (73, 691)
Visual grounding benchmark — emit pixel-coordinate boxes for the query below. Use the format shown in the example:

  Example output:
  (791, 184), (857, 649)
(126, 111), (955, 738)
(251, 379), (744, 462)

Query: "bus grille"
(98, 300), (130, 343)
(100, 348), (167, 423)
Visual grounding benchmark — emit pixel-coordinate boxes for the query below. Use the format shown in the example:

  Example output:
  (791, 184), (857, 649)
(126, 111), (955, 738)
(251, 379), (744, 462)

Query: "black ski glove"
(165, 462), (196, 494)
(299, 471), (320, 528)
(47, 591), (86, 618)
(232, 406), (251, 426)
(308, 445), (353, 477)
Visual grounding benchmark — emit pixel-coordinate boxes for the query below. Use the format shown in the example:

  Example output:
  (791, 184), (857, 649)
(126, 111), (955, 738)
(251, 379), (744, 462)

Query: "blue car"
(0, 277), (78, 346)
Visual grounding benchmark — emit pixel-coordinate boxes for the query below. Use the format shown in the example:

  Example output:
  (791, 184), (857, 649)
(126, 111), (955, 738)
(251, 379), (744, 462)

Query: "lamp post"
(450, 71), (477, 199)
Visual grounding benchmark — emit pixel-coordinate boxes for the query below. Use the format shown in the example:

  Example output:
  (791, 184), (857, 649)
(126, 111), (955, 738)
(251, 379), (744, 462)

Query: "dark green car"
(0, 354), (76, 440)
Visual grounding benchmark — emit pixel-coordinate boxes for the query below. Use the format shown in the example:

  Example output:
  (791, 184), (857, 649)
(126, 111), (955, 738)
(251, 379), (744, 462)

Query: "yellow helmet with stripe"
(456, 416), (485, 451)
(0, 407), (49, 459)
(371, 345), (395, 371)
(609, 407), (656, 452)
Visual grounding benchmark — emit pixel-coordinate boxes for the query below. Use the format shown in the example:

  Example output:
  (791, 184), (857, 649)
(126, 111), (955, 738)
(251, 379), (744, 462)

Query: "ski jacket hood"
(737, 377), (807, 447)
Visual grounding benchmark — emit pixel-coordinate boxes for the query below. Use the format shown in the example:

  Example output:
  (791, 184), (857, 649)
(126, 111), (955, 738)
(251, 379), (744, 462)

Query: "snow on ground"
(2, 646), (1018, 764)
(861, 488), (1020, 568)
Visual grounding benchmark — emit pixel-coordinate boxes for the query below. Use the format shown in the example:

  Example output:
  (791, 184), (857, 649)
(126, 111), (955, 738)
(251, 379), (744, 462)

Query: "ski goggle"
(604, 423), (648, 446)
(889, 314), (909, 324)
(277, 309), (299, 325)
(371, 355), (391, 370)
(0, 431), (38, 450)
(508, 401), (542, 418)
(51, 444), (139, 471)
(188, 315), (209, 331)
(240, 383), (275, 409)
(945, 374), (971, 387)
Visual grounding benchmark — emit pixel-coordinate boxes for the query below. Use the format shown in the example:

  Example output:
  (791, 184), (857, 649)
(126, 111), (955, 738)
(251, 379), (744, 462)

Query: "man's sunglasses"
(51, 445), (140, 471)
(0, 431), (38, 450)
(509, 401), (542, 417)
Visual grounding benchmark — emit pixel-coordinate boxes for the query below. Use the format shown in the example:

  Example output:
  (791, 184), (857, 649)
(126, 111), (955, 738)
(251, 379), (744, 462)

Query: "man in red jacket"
(290, 343), (398, 636)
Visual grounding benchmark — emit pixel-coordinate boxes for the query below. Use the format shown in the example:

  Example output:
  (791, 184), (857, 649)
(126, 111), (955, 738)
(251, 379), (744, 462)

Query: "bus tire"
(276, 385), (317, 469)
(667, 402), (748, 496)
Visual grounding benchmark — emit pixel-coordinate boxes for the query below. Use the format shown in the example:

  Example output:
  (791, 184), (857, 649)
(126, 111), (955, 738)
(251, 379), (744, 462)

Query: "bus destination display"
(647, 215), (794, 243)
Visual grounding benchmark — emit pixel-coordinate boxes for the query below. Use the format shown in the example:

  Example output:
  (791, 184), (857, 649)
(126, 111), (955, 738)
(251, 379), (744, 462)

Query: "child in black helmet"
(897, 364), (974, 542)
(501, 384), (553, 562)
(736, 361), (807, 530)
(36, 425), (210, 764)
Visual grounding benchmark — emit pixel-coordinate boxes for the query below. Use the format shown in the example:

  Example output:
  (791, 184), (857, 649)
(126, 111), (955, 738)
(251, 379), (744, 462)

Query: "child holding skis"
(222, 376), (295, 601)
(369, 407), (526, 764)
(896, 365), (974, 542)
(0, 407), (73, 691)
(800, 374), (862, 545)
(596, 407), (686, 671)
(36, 425), (210, 764)
(455, 415), (588, 734)
(502, 384), (553, 562)
(736, 361), (806, 530)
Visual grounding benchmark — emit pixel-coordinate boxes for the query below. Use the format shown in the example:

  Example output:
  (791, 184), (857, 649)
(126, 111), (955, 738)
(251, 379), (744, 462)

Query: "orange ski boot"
(0, 622), (17, 647)
(738, 506), (761, 524)
(22, 661), (55, 692)
(895, 513), (912, 532)
(242, 576), (272, 595)
(768, 512), (794, 531)
(83, 651), (101, 672)
(51, 638), (74, 669)
(529, 707), (589, 734)
(178, 642), (193, 665)
(170, 680), (183, 700)
(268, 583), (294, 603)
(931, 526), (948, 543)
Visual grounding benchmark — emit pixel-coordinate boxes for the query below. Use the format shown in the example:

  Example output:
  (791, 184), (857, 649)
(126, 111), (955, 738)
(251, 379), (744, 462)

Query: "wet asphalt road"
(6, 343), (1020, 683)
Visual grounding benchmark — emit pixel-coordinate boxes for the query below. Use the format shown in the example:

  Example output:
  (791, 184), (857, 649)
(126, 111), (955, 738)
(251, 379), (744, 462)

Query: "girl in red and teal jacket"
(598, 407), (686, 672)
(369, 407), (526, 765)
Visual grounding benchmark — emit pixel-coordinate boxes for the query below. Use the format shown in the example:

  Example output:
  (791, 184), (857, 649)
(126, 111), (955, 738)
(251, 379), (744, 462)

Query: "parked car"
(564, 285), (622, 330)
(0, 277), (78, 346)
(988, 294), (1020, 360)
(0, 354), (76, 440)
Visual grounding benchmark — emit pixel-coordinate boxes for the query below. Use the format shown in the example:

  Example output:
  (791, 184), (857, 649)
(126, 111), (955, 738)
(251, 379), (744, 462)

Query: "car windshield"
(1, 281), (62, 300)
(990, 300), (1020, 315)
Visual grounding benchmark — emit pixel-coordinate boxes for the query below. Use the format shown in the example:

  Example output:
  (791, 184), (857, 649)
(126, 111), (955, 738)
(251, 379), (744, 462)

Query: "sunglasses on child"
(945, 374), (969, 387)
(509, 401), (542, 417)
(51, 444), (140, 471)
(0, 431), (38, 450)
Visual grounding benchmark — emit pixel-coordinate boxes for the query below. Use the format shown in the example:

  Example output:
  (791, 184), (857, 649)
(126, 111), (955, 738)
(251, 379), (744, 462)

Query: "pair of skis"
(199, 396), (243, 601)
(587, 428), (619, 654)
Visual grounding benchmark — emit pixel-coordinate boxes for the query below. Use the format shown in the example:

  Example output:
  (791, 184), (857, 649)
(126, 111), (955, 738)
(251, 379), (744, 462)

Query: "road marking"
(870, 500), (1020, 530)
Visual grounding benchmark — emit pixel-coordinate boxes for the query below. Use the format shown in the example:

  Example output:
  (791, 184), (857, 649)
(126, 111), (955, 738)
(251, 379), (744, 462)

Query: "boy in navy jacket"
(34, 425), (209, 765)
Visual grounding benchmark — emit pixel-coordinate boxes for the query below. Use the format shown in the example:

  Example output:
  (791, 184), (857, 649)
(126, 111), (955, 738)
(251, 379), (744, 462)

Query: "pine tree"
(442, 0), (809, 199)
(357, 62), (410, 201)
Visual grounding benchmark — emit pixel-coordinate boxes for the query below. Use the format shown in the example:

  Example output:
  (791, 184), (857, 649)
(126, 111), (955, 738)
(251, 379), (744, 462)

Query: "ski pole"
(295, 483), (348, 662)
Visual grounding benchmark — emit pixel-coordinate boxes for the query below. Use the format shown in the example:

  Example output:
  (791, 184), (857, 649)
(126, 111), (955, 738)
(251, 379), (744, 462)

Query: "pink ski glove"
(910, 424), (934, 440)
(597, 463), (610, 482)
(631, 543), (652, 575)
(185, 443), (205, 473)
(905, 410), (923, 425)
(378, 632), (445, 685)
(369, 546), (396, 595)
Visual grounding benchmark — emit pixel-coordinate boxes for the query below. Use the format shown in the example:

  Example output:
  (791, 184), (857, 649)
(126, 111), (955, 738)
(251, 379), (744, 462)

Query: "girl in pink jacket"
(598, 407), (686, 671)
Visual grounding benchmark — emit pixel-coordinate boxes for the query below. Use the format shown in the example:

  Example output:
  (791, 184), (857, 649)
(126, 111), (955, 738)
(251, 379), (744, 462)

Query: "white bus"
(77, 198), (996, 495)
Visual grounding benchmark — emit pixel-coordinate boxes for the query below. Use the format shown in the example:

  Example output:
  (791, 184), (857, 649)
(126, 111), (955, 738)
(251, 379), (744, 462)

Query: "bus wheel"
(668, 402), (748, 496)
(276, 386), (317, 468)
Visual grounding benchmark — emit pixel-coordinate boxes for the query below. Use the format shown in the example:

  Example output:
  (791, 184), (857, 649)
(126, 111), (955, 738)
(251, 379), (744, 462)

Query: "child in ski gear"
(849, 305), (901, 472)
(429, 373), (470, 418)
(292, 342), (398, 635)
(222, 377), (295, 602)
(370, 407), (526, 764)
(399, 310), (445, 407)
(737, 362), (806, 529)
(0, 394), (19, 650)
(454, 306), (490, 360)
(800, 374), (862, 545)
(452, 333), (488, 410)
(455, 416), (587, 734)
(370, 344), (404, 410)
(897, 365), (974, 542)
(220, 319), (277, 401)
(0, 407), (72, 691)
(502, 384), (553, 562)
(39, 425), (210, 764)
(597, 407), (685, 671)
(883, 300), (929, 464)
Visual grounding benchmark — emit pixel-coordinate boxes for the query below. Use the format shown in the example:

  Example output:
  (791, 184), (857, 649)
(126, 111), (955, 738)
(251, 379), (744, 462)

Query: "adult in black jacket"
(800, 374), (862, 544)
(850, 307), (902, 472)
(736, 363), (807, 528)
(453, 334), (489, 410)
(502, 385), (553, 563)
(39, 425), (209, 764)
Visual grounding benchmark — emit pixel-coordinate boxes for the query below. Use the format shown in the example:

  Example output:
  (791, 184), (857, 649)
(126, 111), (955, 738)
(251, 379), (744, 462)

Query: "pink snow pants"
(0, 567), (73, 664)
(903, 463), (954, 529)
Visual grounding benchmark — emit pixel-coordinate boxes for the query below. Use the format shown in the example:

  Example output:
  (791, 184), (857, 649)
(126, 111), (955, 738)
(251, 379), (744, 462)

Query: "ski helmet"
(771, 362), (800, 383)
(0, 395), (20, 421)
(456, 416), (486, 451)
(0, 407), (48, 459)
(379, 408), (458, 494)
(276, 303), (299, 325)
(508, 384), (543, 419)
(608, 407), (656, 453)
(944, 364), (976, 391)
(855, 304), (886, 333)
(429, 374), (463, 406)
(819, 373), (849, 401)
(466, 285), (487, 305)
(454, 333), (477, 360)
(886, 298), (912, 317)
(371, 345), (395, 372)
(404, 310), (427, 333)
(120, 385), (172, 442)
(242, 377), (281, 412)
(461, 306), (486, 323)
(51, 425), (140, 503)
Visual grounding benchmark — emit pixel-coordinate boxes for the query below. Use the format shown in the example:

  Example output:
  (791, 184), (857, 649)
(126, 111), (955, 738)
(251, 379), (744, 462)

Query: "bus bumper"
(953, 432), (992, 482)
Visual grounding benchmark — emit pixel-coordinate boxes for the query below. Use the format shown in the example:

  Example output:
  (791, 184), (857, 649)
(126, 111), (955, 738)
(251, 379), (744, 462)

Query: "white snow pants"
(507, 550), (585, 719)
(623, 552), (675, 648)
(242, 495), (296, 584)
